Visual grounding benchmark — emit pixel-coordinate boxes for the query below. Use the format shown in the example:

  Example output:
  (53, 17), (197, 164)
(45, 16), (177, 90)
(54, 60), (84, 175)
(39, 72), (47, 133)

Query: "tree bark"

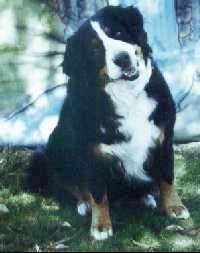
(52, 0), (108, 39)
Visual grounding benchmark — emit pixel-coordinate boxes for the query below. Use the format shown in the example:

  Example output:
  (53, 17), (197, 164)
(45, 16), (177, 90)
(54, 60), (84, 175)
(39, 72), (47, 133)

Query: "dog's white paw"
(143, 194), (157, 209)
(167, 206), (190, 219)
(90, 228), (113, 241)
(77, 202), (91, 216)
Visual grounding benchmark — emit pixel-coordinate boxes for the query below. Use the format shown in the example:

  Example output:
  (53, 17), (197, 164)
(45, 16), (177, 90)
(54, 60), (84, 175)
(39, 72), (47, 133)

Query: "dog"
(28, 5), (190, 241)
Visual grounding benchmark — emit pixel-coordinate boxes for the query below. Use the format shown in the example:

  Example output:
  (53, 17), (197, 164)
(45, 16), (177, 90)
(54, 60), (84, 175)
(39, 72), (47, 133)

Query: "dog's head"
(63, 6), (152, 85)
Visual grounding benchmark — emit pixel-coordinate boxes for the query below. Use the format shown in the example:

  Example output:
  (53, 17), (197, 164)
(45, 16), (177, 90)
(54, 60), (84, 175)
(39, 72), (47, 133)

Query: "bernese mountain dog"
(28, 6), (190, 241)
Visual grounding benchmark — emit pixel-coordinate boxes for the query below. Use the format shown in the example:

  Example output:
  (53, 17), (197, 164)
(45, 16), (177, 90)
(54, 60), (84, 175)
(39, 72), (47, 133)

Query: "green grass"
(0, 146), (199, 251)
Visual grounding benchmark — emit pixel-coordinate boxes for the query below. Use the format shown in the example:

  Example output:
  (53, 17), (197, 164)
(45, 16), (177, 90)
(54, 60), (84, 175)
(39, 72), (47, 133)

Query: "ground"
(0, 144), (199, 252)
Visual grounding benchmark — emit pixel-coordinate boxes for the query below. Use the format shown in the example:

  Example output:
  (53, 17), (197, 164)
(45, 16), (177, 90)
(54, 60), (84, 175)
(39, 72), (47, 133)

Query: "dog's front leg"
(159, 136), (190, 219)
(90, 192), (113, 241)
(88, 146), (114, 240)
(160, 180), (190, 219)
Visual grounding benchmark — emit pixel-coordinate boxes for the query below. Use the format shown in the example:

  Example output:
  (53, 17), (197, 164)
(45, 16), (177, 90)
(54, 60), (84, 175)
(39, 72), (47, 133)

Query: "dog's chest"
(100, 82), (160, 181)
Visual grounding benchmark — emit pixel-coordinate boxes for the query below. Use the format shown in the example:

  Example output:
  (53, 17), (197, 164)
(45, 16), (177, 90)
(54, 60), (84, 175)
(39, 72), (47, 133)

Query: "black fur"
(27, 6), (176, 205)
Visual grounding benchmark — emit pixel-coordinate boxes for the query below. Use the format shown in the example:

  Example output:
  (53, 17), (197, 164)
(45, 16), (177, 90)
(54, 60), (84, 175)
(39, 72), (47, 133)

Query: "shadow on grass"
(0, 190), (87, 251)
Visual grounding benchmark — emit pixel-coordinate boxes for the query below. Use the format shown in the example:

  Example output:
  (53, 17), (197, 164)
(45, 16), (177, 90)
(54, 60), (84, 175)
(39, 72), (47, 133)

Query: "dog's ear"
(114, 6), (144, 30)
(62, 32), (83, 77)
(124, 6), (144, 27)
(138, 30), (152, 57)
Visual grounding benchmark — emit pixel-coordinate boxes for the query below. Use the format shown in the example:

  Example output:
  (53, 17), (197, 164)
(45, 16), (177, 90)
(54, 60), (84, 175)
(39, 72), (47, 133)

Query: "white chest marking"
(100, 83), (160, 181)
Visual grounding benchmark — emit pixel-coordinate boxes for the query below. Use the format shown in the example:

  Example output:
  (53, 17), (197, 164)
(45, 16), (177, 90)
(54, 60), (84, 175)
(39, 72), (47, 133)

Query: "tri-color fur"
(28, 6), (190, 241)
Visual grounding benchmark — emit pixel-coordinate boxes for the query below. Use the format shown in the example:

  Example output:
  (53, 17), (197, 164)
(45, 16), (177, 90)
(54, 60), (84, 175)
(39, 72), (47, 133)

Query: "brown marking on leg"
(90, 193), (113, 240)
(160, 181), (190, 219)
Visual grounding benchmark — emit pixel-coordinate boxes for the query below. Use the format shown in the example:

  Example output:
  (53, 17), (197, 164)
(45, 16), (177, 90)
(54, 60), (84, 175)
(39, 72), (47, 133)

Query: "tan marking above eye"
(135, 46), (142, 56)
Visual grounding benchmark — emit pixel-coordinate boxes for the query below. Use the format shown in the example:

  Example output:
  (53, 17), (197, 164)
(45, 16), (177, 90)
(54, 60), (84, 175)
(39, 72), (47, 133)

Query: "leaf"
(61, 221), (72, 228)
(55, 244), (69, 250)
(35, 244), (41, 252)
(0, 204), (9, 215)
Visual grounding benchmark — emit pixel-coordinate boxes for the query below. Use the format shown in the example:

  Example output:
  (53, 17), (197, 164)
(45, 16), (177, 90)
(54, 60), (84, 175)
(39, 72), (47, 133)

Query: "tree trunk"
(52, 0), (108, 39)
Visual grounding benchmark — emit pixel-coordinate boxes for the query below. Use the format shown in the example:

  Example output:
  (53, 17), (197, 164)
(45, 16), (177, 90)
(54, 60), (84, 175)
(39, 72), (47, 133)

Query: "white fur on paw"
(77, 202), (90, 216)
(90, 228), (113, 241)
(169, 208), (190, 220)
(143, 194), (157, 209)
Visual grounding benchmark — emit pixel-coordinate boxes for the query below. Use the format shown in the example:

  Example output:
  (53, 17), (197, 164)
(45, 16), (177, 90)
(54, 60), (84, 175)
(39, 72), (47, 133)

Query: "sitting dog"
(28, 6), (190, 241)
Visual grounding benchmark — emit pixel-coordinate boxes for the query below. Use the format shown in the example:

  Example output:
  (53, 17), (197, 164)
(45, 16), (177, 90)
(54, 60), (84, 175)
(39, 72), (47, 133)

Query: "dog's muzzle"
(114, 52), (139, 81)
(122, 68), (139, 81)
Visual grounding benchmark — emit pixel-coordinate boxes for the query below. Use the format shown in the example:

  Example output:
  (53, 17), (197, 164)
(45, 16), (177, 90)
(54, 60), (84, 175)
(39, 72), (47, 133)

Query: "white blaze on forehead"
(90, 21), (140, 80)
(90, 21), (131, 50)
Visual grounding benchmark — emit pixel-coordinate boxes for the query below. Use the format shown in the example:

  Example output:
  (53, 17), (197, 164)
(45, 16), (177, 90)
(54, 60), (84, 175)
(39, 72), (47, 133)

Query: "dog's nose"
(114, 52), (132, 70)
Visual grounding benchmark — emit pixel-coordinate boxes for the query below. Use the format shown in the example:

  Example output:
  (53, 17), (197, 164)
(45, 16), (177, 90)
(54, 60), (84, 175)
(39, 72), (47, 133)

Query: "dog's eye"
(104, 26), (111, 35)
(115, 31), (121, 39)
